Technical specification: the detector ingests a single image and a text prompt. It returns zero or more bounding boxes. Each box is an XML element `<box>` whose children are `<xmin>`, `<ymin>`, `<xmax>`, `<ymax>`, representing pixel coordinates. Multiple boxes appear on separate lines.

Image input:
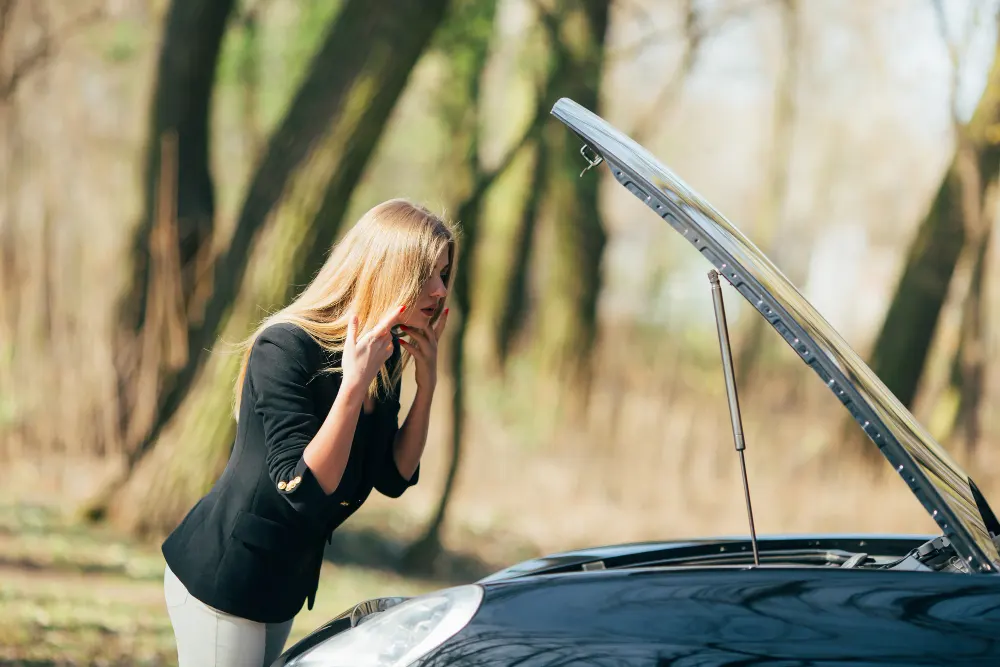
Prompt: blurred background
<box><xmin>2</xmin><ymin>0</ymin><xmax>1000</xmax><ymax>664</ymax></box>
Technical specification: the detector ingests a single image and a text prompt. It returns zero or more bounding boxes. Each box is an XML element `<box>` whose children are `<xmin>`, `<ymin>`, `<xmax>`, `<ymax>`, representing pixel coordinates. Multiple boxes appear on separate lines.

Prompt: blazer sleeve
<box><xmin>248</xmin><ymin>324</ymin><xmax>351</xmax><ymax>519</ymax></box>
<box><xmin>372</xmin><ymin>344</ymin><xmax>420</xmax><ymax>498</ymax></box>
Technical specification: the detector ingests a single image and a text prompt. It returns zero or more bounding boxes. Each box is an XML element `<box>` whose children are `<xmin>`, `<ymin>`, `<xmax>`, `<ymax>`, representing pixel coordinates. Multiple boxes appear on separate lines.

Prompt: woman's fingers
<box><xmin>343</xmin><ymin>307</ymin><xmax>411</xmax><ymax>390</ymax></box>
<box><xmin>354</xmin><ymin>305</ymin><xmax>404</xmax><ymax>350</ymax></box>
<box><xmin>371</xmin><ymin>305</ymin><xmax>407</xmax><ymax>340</ymax></box>
<box><xmin>398</xmin><ymin>337</ymin><xmax>424</xmax><ymax>359</ymax></box>
<box><xmin>346</xmin><ymin>314</ymin><xmax>359</xmax><ymax>348</ymax></box>
<box><xmin>432</xmin><ymin>308</ymin><xmax>449</xmax><ymax>340</ymax></box>
<box><xmin>400</xmin><ymin>325</ymin><xmax>434</xmax><ymax>351</ymax></box>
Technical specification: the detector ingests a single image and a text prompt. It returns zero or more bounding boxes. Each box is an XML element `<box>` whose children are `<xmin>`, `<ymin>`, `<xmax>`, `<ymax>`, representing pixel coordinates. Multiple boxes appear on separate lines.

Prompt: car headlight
<box><xmin>287</xmin><ymin>585</ymin><xmax>483</xmax><ymax>667</ymax></box>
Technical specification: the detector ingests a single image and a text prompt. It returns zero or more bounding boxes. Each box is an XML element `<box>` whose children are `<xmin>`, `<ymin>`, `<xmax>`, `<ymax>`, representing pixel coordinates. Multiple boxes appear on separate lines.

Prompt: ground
<box><xmin>0</xmin><ymin>504</ymin><xmax>440</xmax><ymax>667</ymax></box>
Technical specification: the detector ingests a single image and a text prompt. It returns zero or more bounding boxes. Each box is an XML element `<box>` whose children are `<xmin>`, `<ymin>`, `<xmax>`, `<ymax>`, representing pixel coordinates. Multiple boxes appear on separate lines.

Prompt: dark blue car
<box><xmin>273</xmin><ymin>99</ymin><xmax>1000</xmax><ymax>667</ymax></box>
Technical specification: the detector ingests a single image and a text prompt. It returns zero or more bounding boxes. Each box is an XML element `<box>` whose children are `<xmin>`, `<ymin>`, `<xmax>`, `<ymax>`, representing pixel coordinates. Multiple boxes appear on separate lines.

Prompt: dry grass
<box><xmin>0</xmin><ymin>504</ymin><xmax>439</xmax><ymax>667</ymax></box>
<box><xmin>5</xmin><ymin>323</ymin><xmax>997</xmax><ymax>564</ymax></box>
<box><xmin>1</xmin><ymin>329</ymin><xmax>998</xmax><ymax>665</ymax></box>
<box><xmin>2</xmin><ymin>5</ymin><xmax>1000</xmax><ymax>664</ymax></box>
<box><xmin>1</xmin><ymin>2</ymin><xmax>997</xmax><ymax>561</ymax></box>
<box><xmin>361</xmin><ymin>330</ymin><xmax>1000</xmax><ymax>561</ymax></box>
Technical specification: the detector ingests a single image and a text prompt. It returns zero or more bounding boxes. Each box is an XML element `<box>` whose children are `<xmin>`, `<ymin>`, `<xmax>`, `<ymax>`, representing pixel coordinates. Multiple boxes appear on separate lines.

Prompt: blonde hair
<box><xmin>232</xmin><ymin>198</ymin><xmax>458</xmax><ymax>418</ymax></box>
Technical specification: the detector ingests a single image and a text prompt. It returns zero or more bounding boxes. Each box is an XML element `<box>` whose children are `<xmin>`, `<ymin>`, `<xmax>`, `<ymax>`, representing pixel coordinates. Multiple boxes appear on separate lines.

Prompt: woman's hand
<box><xmin>399</xmin><ymin>308</ymin><xmax>448</xmax><ymax>391</ymax></box>
<box><xmin>342</xmin><ymin>306</ymin><xmax>405</xmax><ymax>393</ymax></box>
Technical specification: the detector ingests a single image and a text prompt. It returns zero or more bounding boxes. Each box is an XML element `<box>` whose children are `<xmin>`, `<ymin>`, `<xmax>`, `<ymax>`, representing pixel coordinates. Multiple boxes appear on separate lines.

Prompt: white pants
<box><xmin>164</xmin><ymin>563</ymin><xmax>294</xmax><ymax>667</ymax></box>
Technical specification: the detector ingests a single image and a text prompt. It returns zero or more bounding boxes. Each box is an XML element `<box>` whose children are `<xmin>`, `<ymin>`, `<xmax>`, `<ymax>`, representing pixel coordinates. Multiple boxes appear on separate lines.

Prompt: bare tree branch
<box><xmin>526</xmin><ymin>0</ymin><xmax>558</xmax><ymax>43</ymax></box>
<box><xmin>235</xmin><ymin>0</ymin><xmax>274</xmax><ymax>27</ymax></box>
<box><xmin>932</xmin><ymin>0</ymin><xmax>963</xmax><ymax>127</ymax></box>
<box><xmin>0</xmin><ymin>1</ymin><xmax>17</xmax><ymax>54</ymax></box>
<box><xmin>621</xmin><ymin>0</ymin><xmax>783</xmax><ymax>142</ymax></box>
<box><xmin>733</xmin><ymin>0</ymin><xmax>800</xmax><ymax>385</ymax></box>
<box><xmin>628</xmin><ymin>0</ymin><xmax>701</xmax><ymax>142</ymax></box>
<box><xmin>932</xmin><ymin>0</ymin><xmax>993</xmax><ymax>128</ymax></box>
<box><xmin>479</xmin><ymin>0</ymin><xmax>561</xmax><ymax>195</ymax></box>
<box><xmin>0</xmin><ymin>3</ymin><xmax>104</xmax><ymax>101</ymax></box>
<box><xmin>612</xmin><ymin>0</ymin><xmax>655</xmax><ymax>27</ymax></box>
<box><xmin>609</xmin><ymin>0</ymin><xmax>776</xmax><ymax>62</ymax></box>
<box><xmin>472</xmin><ymin>79</ymin><xmax>552</xmax><ymax>199</ymax></box>
<box><xmin>1</xmin><ymin>36</ymin><xmax>51</xmax><ymax>100</ymax></box>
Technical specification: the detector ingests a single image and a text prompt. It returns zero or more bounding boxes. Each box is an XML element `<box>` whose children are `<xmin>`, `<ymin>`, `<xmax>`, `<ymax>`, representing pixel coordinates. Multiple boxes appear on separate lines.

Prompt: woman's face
<box><xmin>402</xmin><ymin>246</ymin><xmax>450</xmax><ymax>328</ymax></box>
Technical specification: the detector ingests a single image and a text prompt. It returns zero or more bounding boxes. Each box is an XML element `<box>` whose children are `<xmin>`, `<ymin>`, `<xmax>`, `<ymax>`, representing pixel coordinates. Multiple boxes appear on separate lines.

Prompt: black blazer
<box><xmin>161</xmin><ymin>322</ymin><xmax>418</xmax><ymax>624</ymax></box>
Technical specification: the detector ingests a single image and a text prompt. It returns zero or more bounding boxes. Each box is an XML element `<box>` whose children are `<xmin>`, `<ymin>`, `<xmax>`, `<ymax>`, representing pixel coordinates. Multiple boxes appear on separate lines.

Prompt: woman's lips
<box><xmin>420</xmin><ymin>306</ymin><xmax>436</xmax><ymax>316</ymax></box>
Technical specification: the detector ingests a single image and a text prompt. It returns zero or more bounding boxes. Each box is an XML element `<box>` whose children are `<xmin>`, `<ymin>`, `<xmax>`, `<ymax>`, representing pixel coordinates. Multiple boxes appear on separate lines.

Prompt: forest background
<box><xmin>3</xmin><ymin>0</ymin><xmax>1000</xmax><ymax>664</ymax></box>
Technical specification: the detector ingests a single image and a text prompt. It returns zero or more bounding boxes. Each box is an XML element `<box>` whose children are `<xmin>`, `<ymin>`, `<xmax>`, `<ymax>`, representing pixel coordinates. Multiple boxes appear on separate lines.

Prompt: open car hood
<box><xmin>551</xmin><ymin>98</ymin><xmax>1000</xmax><ymax>574</ymax></box>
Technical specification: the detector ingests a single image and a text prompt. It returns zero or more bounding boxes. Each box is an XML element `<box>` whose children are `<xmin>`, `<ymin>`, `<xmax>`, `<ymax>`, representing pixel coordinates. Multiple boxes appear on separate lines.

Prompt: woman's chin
<box><xmin>401</xmin><ymin>315</ymin><xmax>429</xmax><ymax>329</ymax></box>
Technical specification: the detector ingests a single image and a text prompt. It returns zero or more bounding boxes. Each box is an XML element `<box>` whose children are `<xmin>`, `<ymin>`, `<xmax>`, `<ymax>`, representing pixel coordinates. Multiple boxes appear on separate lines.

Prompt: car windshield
<box><xmin>552</xmin><ymin>98</ymin><xmax>1000</xmax><ymax>573</ymax></box>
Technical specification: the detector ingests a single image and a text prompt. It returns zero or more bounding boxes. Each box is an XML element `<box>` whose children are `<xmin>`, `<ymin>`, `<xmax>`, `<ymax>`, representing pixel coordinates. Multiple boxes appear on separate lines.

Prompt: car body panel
<box><xmin>272</xmin><ymin>100</ymin><xmax>1000</xmax><ymax>667</ymax></box>
<box><xmin>479</xmin><ymin>534</ymin><xmax>933</xmax><ymax>582</ymax></box>
<box><xmin>422</xmin><ymin>568</ymin><xmax>1000</xmax><ymax>666</ymax></box>
<box><xmin>274</xmin><ymin>543</ymin><xmax>1000</xmax><ymax>667</ymax></box>
<box><xmin>549</xmin><ymin>97</ymin><xmax>1000</xmax><ymax>573</ymax></box>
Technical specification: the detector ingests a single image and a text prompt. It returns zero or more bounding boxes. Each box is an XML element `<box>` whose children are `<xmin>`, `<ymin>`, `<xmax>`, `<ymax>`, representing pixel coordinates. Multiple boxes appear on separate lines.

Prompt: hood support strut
<box><xmin>709</xmin><ymin>270</ymin><xmax>760</xmax><ymax>567</ymax></box>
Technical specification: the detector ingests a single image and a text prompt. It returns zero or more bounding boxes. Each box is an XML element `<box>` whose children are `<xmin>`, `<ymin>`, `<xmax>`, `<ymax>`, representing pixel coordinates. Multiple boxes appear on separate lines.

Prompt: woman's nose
<box><xmin>430</xmin><ymin>277</ymin><xmax>448</xmax><ymax>298</ymax></box>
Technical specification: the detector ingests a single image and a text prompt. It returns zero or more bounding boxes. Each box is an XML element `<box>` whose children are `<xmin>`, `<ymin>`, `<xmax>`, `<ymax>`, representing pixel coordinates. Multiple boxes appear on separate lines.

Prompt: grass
<box><xmin>2</xmin><ymin>355</ymin><xmax>999</xmax><ymax>665</ymax></box>
<box><xmin>0</xmin><ymin>504</ymin><xmax>439</xmax><ymax>667</ymax></box>
<box><xmin>2</xmin><ymin>318</ymin><xmax>999</xmax><ymax>666</ymax></box>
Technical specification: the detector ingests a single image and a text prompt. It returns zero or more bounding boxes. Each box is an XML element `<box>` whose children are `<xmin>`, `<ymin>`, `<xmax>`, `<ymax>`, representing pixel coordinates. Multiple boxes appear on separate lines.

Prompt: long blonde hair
<box><xmin>233</xmin><ymin>198</ymin><xmax>458</xmax><ymax>418</ymax></box>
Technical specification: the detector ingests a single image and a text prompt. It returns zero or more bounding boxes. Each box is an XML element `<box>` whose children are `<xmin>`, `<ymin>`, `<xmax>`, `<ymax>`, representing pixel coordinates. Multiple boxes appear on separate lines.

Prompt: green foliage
<box><xmin>0</xmin><ymin>401</ymin><xmax>13</xmax><ymax>428</ymax></box>
<box><xmin>262</xmin><ymin>0</ymin><xmax>343</xmax><ymax>126</ymax></box>
<box><xmin>215</xmin><ymin>10</ymin><xmax>259</xmax><ymax>87</ymax></box>
<box><xmin>100</xmin><ymin>19</ymin><xmax>145</xmax><ymax>64</ymax></box>
<box><xmin>432</xmin><ymin>0</ymin><xmax>498</xmax><ymax>136</ymax></box>
<box><xmin>215</xmin><ymin>0</ymin><xmax>344</xmax><ymax>132</ymax></box>
<box><xmin>470</xmin><ymin>351</ymin><xmax>564</xmax><ymax>451</ymax></box>
<box><xmin>435</xmin><ymin>0</ymin><xmax>497</xmax><ymax>82</ymax></box>
<box><xmin>0</xmin><ymin>505</ymin><xmax>176</xmax><ymax>665</ymax></box>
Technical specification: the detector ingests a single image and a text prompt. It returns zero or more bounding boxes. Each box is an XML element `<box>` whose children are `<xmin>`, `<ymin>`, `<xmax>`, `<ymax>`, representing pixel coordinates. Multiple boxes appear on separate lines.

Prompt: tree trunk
<box><xmin>115</xmin><ymin>0</ymin><xmax>236</xmax><ymax>455</ymax></box>
<box><xmin>533</xmin><ymin>0</ymin><xmax>609</xmax><ymax>391</ymax></box>
<box><xmin>734</xmin><ymin>0</ymin><xmax>799</xmax><ymax>387</ymax></box>
<box><xmin>401</xmin><ymin>192</ymin><xmax>482</xmax><ymax>575</ymax></box>
<box><xmin>236</xmin><ymin>2</ymin><xmax>264</xmax><ymax>161</ymax></box>
<box><xmin>496</xmin><ymin>140</ymin><xmax>546</xmax><ymax>367</ymax></box>
<box><xmin>927</xmin><ymin>173</ymin><xmax>997</xmax><ymax>458</ymax></box>
<box><xmin>867</xmin><ymin>150</ymin><xmax>973</xmax><ymax>410</ymax></box>
<box><xmin>0</xmin><ymin>0</ymin><xmax>19</xmax><ymax>343</ymax></box>
<box><xmin>867</xmin><ymin>19</ymin><xmax>1000</xmax><ymax>412</ymax></box>
<box><xmin>950</xmin><ymin>221</ymin><xmax>992</xmax><ymax>457</ymax></box>
<box><xmin>401</xmin><ymin>0</ymin><xmax>499</xmax><ymax>575</ymax></box>
<box><xmin>102</xmin><ymin>0</ymin><xmax>452</xmax><ymax>537</ymax></box>
<box><xmin>115</xmin><ymin>0</ymin><xmax>452</xmax><ymax>476</ymax></box>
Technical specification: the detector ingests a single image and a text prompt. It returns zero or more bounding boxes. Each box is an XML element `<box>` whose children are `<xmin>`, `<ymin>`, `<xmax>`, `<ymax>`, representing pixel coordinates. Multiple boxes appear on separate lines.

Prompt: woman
<box><xmin>161</xmin><ymin>199</ymin><xmax>456</xmax><ymax>667</ymax></box>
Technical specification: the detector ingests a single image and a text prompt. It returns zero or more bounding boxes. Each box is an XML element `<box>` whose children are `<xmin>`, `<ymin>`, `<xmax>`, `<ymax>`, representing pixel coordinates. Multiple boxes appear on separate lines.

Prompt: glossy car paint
<box><xmin>271</xmin><ymin>100</ymin><xmax>1000</xmax><ymax>666</ymax></box>
<box><xmin>420</xmin><ymin>567</ymin><xmax>1000</xmax><ymax>666</ymax></box>
<box><xmin>274</xmin><ymin>536</ymin><xmax>1000</xmax><ymax>665</ymax></box>
<box><xmin>479</xmin><ymin>535</ymin><xmax>932</xmax><ymax>582</ymax></box>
